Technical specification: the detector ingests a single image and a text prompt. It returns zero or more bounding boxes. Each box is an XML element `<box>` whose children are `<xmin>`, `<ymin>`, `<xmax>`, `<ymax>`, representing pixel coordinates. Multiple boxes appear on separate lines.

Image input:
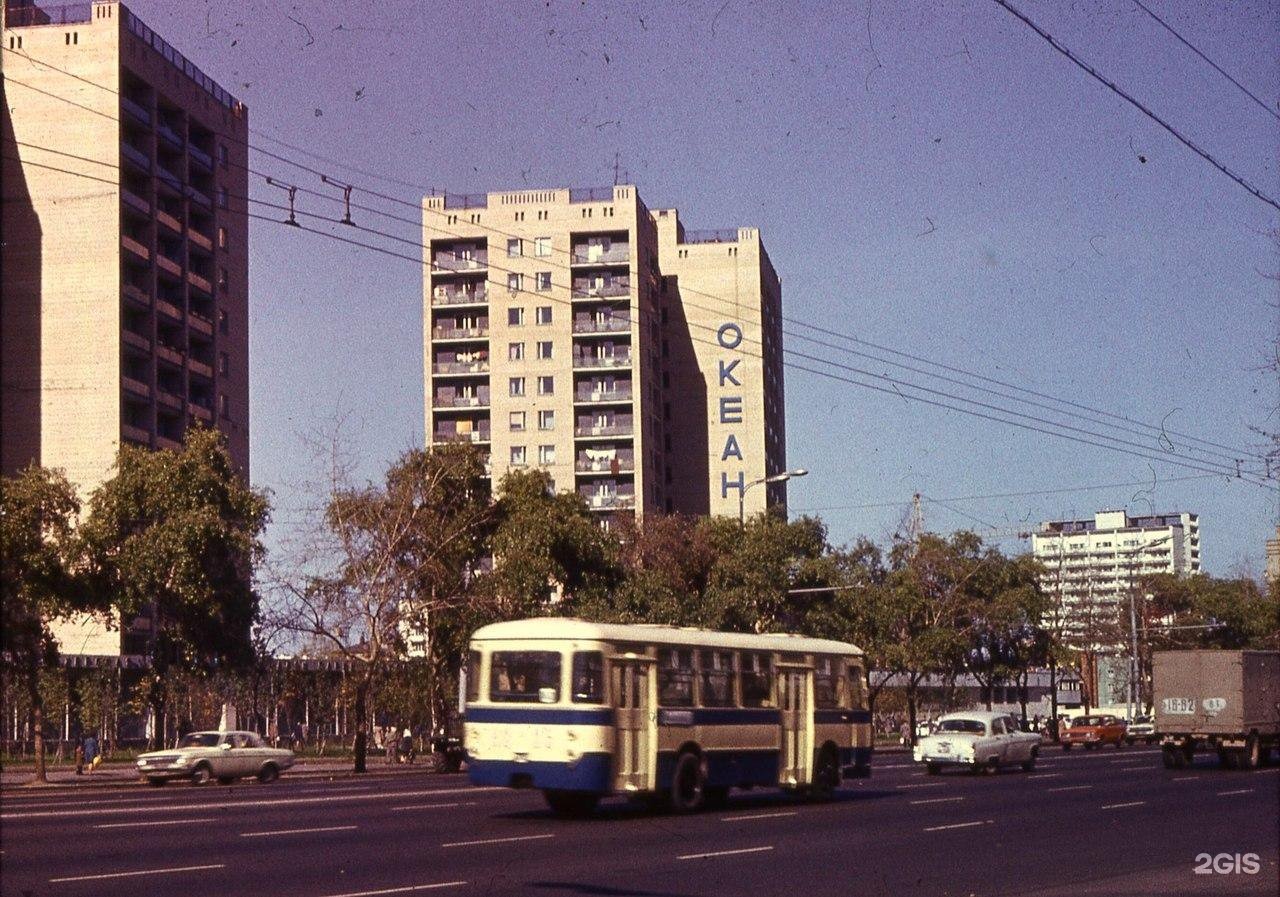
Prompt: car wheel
<box><xmin>670</xmin><ymin>751</ymin><xmax>706</xmax><ymax>813</ymax></box>
<box><xmin>190</xmin><ymin>763</ymin><xmax>212</xmax><ymax>786</ymax></box>
<box><xmin>985</xmin><ymin>758</ymin><xmax>1000</xmax><ymax>775</ymax></box>
<box><xmin>1125</xmin><ymin>738</ymin><xmax>1134</xmax><ymax>746</ymax></box>
<box><xmin>543</xmin><ymin>789</ymin><xmax>599</xmax><ymax>817</ymax></box>
<box><xmin>1084</xmin><ymin>743</ymin><xmax>1096</xmax><ymax>751</ymax></box>
<box><xmin>146</xmin><ymin>777</ymin><xmax>166</xmax><ymax>787</ymax></box>
<box><xmin>257</xmin><ymin>763</ymin><xmax>280</xmax><ymax>784</ymax></box>
<box><xmin>925</xmin><ymin>762</ymin><xmax>941</xmax><ymax>776</ymax></box>
<box><xmin>1021</xmin><ymin>748</ymin><xmax>1038</xmax><ymax>772</ymax></box>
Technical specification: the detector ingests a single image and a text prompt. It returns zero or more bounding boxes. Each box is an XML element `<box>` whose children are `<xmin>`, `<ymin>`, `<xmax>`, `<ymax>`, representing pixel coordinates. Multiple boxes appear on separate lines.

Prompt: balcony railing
<box><xmin>122</xmin><ymin>188</ymin><xmax>151</xmax><ymax>215</ymax></box>
<box><xmin>156</xmin><ymin>344</ymin><xmax>184</xmax><ymax>367</ymax></box>
<box><xmin>188</xmin><ymin>228</ymin><xmax>213</xmax><ymax>252</ymax></box>
<box><xmin>575</xmin><ymin>387</ymin><xmax>633</xmax><ymax>403</ymax></box>
<box><xmin>186</xmin><ymin>184</ymin><xmax>211</xmax><ymax>209</ymax></box>
<box><xmin>582</xmin><ymin>493</ymin><xmax>637</xmax><ymax>510</ymax></box>
<box><xmin>122</xmin><ymin>375</ymin><xmax>151</xmax><ymax>398</ymax></box>
<box><xmin>188</xmin><ymin>271</ymin><xmax>212</xmax><ymax>293</ymax></box>
<box><xmin>156</xmin><ymin>254</ymin><xmax>182</xmax><ymax>277</ymax></box>
<box><xmin>432</xmin><ymin>325</ymin><xmax>489</xmax><ymax>340</ymax></box>
<box><xmin>157</xmin><ymin>122</ymin><xmax>184</xmax><ymax>150</ymax></box>
<box><xmin>575</xmin><ymin>457</ymin><xmax>634</xmax><ymax>472</ymax></box>
<box><xmin>156</xmin><ymin>299</ymin><xmax>183</xmax><ymax>322</ymax></box>
<box><xmin>574</xmin><ymin>423</ymin><xmax>633</xmax><ymax>437</ymax></box>
<box><xmin>156</xmin><ymin>389</ymin><xmax>183</xmax><ymax>411</ymax></box>
<box><xmin>571</xmin><ymin>282</ymin><xmax>630</xmax><ymax>299</ymax></box>
<box><xmin>432</xmin><ymin>360</ymin><xmax>490</xmax><ymax>374</ymax></box>
<box><xmin>121</xmin><ymin>235</ymin><xmax>150</xmax><ymax>261</ymax></box>
<box><xmin>121</xmin><ymin>96</ymin><xmax>152</xmax><ymax>126</ymax></box>
<box><xmin>683</xmin><ymin>228</ymin><xmax>739</xmax><ymax>244</ymax></box>
<box><xmin>120</xmin><ymin>142</ymin><xmax>151</xmax><ymax>172</ymax></box>
<box><xmin>189</xmin><ymin>402</ymin><xmax>213</xmax><ymax>421</ymax></box>
<box><xmin>431</xmin><ymin>289</ymin><xmax>488</xmax><ymax>306</ymax></box>
<box><xmin>155</xmin><ymin>209</ymin><xmax>182</xmax><ymax>234</ymax></box>
<box><xmin>434</xmin><ymin>430</ymin><xmax>492</xmax><ymax>443</ymax></box>
<box><xmin>431</xmin><ymin>252</ymin><xmax>488</xmax><ymax>272</ymax></box>
<box><xmin>570</xmin><ymin>246</ymin><xmax>630</xmax><ymax>265</ymax></box>
<box><xmin>123</xmin><ymin>284</ymin><xmax>151</xmax><ymax>307</ymax></box>
<box><xmin>432</xmin><ymin>395</ymin><xmax>490</xmax><ymax>408</ymax></box>
<box><xmin>568</xmin><ymin>186</ymin><xmax>614</xmax><ymax>203</ymax></box>
<box><xmin>122</xmin><ymin>329</ymin><xmax>151</xmax><ymax>352</ymax></box>
<box><xmin>573</xmin><ymin>354</ymin><xmax>631</xmax><ymax>369</ymax></box>
<box><xmin>189</xmin><ymin>144</ymin><xmax>213</xmax><ymax>170</ymax></box>
<box><xmin>189</xmin><ymin>358</ymin><xmax>213</xmax><ymax>379</ymax></box>
<box><xmin>572</xmin><ymin>318</ymin><xmax>631</xmax><ymax>334</ymax></box>
<box><xmin>122</xmin><ymin>423</ymin><xmax>152</xmax><ymax>445</ymax></box>
<box><xmin>156</xmin><ymin>166</ymin><xmax>182</xmax><ymax>194</ymax></box>
<box><xmin>189</xmin><ymin>312</ymin><xmax>213</xmax><ymax>336</ymax></box>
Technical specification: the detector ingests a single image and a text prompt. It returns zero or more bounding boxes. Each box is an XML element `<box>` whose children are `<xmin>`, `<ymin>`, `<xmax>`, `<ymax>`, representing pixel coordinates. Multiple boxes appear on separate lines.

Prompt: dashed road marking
<box><xmin>923</xmin><ymin>820</ymin><xmax>993</xmax><ymax>832</ymax></box>
<box><xmin>442</xmin><ymin>833</ymin><xmax>554</xmax><ymax>848</ymax></box>
<box><xmin>50</xmin><ymin>863</ymin><xmax>225</xmax><ymax>883</ymax></box>
<box><xmin>241</xmin><ymin>825</ymin><xmax>357</xmax><ymax>837</ymax></box>
<box><xmin>678</xmin><ymin>846</ymin><xmax>774</xmax><ymax>860</ymax></box>
<box><xmin>1047</xmin><ymin>785</ymin><xmax>1093</xmax><ymax>793</ymax></box>
<box><xmin>720</xmin><ymin>811</ymin><xmax>797</xmax><ymax>822</ymax></box>
<box><xmin>895</xmin><ymin>782</ymin><xmax>949</xmax><ymax>789</ymax></box>
<box><xmin>1216</xmin><ymin>788</ymin><xmax>1255</xmax><ymax>796</ymax></box>
<box><xmin>391</xmin><ymin>801</ymin><xmax>475</xmax><ymax>811</ymax></box>
<box><xmin>1171</xmin><ymin>776</ymin><xmax>1200</xmax><ymax>781</ymax></box>
<box><xmin>1100</xmin><ymin>801</ymin><xmax>1146</xmax><ymax>810</ymax></box>
<box><xmin>319</xmin><ymin>882</ymin><xmax>468</xmax><ymax>897</ymax></box>
<box><xmin>95</xmin><ymin>818</ymin><xmax>215</xmax><ymax>829</ymax></box>
<box><xmin>910</xmin><ymin>797</ymin><xmax>965</xmax><ymax>805</ymax></box>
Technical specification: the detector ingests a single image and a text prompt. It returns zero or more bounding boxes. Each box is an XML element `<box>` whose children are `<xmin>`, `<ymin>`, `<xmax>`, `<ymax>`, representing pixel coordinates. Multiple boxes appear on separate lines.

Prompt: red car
<box><xmin>1061</xmin><ymin>714</ymin><xmax>1127</xmax><ymax>750</ymax></box>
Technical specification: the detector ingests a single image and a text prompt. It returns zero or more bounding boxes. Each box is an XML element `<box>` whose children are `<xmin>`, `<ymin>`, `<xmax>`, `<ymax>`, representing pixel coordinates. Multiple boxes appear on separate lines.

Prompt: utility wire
<box><xmin>991</xmin><ymin>0</ymin><xmax>1280</xmax><ymax>213</ymax></box>
<box><xmin>1131</xmin><ymin>0</ymin><xmax>1280</xmax><ymax>124</ymax></box>
<box><xmin>7</xmin><ymin>140</ymin><xmax>1271</xmax><ymax>487</ymax></box>
<box><xmin>5</xmin><ymin>54</ymin><xmax>1266</xmax><ymax>466</ymax></box>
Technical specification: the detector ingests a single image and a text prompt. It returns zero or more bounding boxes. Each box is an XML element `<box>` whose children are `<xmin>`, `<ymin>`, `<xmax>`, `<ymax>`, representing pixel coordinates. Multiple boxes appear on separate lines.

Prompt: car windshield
<box><xmin>177</xmin><ymin>733</ymin><xmax>220</xmax><ymax>748</ymax></box>
<box><xmin>935</xmin><ymin>719</ymin><xmax>986</xmax><ymax>734</ymax></box>
<box><xmin>1071</xmin><ymin>717</ymin><xmax>1099</xmax><ymax>728</ymax></box>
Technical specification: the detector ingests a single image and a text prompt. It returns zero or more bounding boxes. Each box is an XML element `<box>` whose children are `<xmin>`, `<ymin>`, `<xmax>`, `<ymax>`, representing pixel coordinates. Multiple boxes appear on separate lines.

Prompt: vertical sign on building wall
<box><xmin>718</xmin><ymin>322</ymin><xmax>745</xmax><ymax>502</ymax></box>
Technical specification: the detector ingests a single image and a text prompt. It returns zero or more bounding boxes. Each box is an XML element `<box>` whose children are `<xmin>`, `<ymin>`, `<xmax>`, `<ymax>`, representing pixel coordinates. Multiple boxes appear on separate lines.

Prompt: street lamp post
<box><xmin>739</xmin><ymin>468</ymin><xmax>807</xmax><ymax>525</ymax></box>
<box><xmin>1121</xmin><ymin>535</ymin><xmax>1173</xmax><ymax>720</ymax></box>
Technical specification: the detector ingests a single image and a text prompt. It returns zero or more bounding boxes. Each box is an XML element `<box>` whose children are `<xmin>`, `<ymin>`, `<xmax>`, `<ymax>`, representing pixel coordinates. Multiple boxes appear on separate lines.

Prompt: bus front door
<box><xmin>778</xmin><ymin>665</ymin><xmax>814</xmax><ymax>787</ymax></box>
<box><xmin>609</xmin><ymin>657</ymin><xmax>655</xmax><ymax>793</ymax></box>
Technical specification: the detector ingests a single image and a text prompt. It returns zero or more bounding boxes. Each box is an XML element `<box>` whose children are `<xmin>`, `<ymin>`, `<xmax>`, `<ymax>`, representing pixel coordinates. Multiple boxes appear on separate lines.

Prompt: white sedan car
<box><xmin>912</xmin><ymin>711</ymin><xmax>1041</xmax><ymax>774</ymax></box>
<box><xmin>136</xmin><ymin>730</ymin><xmax>295</xmax><ymax>786</ymax></box>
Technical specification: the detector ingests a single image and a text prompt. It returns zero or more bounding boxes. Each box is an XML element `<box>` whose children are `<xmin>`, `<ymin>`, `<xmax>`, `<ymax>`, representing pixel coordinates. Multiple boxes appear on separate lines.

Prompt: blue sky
<box><xmin>124</xmin><ymin>0</ymin><xmax>1277</xmax><ymax>574</ymax></box>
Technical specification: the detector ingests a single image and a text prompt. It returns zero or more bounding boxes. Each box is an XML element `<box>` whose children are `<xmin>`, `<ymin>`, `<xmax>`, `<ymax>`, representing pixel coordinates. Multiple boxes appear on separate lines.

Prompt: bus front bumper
<box><xmin>467</xmin><ymin>753</ymin><xmax>612</xmax><ymax>793</ymax></box>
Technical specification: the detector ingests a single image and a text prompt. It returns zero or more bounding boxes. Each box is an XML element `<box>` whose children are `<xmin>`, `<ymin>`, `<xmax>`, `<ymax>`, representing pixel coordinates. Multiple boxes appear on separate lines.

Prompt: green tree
<box><xmin>78</xmin><ymin>428</ymin><xmax>269</xmax><ymax>749</ymax></box>
<box><xmin>0</xmin><ymin>465</ymin><xmax>96</xmax><ymax>783</ymax></box>
<box><xmin>965</xmin><ymin>551</ymin><xmax>1048</xmax><ymax>722</ymax></box>
<box><xmin>273</xmin><ymin>442</ymin><xmax>491</xmax><ymax>772</ymax></box>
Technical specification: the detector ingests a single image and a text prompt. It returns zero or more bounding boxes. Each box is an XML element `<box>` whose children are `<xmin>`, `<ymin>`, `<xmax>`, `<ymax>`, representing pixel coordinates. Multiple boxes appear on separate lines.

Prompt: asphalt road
<box><xmin>2</xmin><ymin>745</ymin><xmax>1276</xmax><ymax>897</ymax></box>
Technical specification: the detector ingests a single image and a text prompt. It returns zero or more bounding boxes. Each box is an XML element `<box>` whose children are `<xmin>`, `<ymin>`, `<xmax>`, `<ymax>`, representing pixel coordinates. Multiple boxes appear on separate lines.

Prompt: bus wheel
<box><xmin>543</xmin><ymin>790</ymin><xmax>598</xmax><ymax>818</ymax></box>
<box><xmin>809</xmin><ymin>747</ymin><xmax>840</xmax><ymax>801</ymax></box>
<box><xmin>670</xmin><ymin>751</ymin><xmax>706</xmax><ymax>813</ymax></box>
<box><xmin>1161</xmin><ymin>746</ymin><xmax>1181</xmax><ymax>769</ymax></box>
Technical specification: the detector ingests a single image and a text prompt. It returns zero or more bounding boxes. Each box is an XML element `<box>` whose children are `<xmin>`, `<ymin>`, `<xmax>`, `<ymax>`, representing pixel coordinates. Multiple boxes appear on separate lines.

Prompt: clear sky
<box><xmin>121</xmin><ymin>0</ymin><xmax>1278</xmax><ymax>574</ymax></box>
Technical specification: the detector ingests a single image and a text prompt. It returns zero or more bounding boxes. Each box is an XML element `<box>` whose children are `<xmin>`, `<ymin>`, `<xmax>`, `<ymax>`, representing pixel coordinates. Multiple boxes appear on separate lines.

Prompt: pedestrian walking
<box><xmin>385</xmin><ymin>726</ymin><xmax>397</xmax><ymax>765</ymax></box>
<box><xmin>74</xmin><ymin>741</ymin><xmax>85</xmax><ymax>775</ymax></box>
<box><xmin>83</xmin><ymin>733</ymin><xmax>100</xmax><ymax>774</ymax></box>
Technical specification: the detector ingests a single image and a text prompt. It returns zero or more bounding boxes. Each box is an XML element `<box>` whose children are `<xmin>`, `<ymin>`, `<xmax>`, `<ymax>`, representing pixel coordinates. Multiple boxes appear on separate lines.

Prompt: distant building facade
<box><xmin>2</xmin><ymin>1</ymin><xmax>250</xmax><ymax>655</ymax></box>
<box><xmin>422</xmin><ymin>184</ymin><xmax>786</xmax><ymax>522</ymax></box>
<box><xmin>1267</xmin><ymin>525</ymin><xmax>1279</xmax><ymax>582</ymax></box>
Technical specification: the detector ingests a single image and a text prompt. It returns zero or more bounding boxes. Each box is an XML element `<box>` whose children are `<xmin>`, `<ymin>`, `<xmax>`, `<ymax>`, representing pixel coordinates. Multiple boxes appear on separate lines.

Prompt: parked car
<box><xmin>1125</xmin><ymin>715</ymin><xmax>1157</xmax><ymax>745</ymax></box>
<box><xmin>913</xmin><ymin>711</ymin><xmax>1042</xmax><ymax>774</ymax></box>
<box><xmin>136</xmin><ymin>730</ymin><xmax>295</xmax><ymax>786</ymax></box>
<box><xmin>1060</xmin><ymin>714</ymin><xmax>1127</xmax><ymax>750</ymax></box>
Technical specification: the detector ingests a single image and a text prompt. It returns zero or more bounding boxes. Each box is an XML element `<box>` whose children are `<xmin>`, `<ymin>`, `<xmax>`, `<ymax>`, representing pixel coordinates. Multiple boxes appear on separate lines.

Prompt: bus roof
<box><xmin>470</xmin><ymin>617</ymin><xmax>864</xmax><ymax>657</ymax></box>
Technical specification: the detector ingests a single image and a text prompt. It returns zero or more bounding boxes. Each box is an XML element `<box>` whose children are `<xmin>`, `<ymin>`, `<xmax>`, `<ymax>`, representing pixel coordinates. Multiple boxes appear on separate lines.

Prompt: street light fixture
<box><xmin>739</xmin><ymin>468</ymin><xmax>807</xmax><ymax>525</ymax></box>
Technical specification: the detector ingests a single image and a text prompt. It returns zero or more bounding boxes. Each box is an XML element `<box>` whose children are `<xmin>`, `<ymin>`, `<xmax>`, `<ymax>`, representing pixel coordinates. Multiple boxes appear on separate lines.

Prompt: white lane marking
<box><xmin>442</xmin><ymin>833</ymin><xmax>554</xmax><ymax>848</ymax></box>
<box><xmin>241</xmin><ymin>825</ymin><xmax>357</xmax><ymax>838</ymax></box>
<box><xmin>678</xmin><ymin>846</ymin><xmax>774</xmax><ymax>861</ymax></box>
<box><xmin>720</xmin><ymin>811</ymin><xmax>797</xmax><ymax>822</ymax></box>
<box><xmin>1217</xmin><ymin>788</ymin><xmax>1255</xmax><ymax>796</ymax></box>
<box><xmin>910</xmin><ymin>797</ymin><xmax>965</xmax><ymax>805</ymax></box>
<box><xmin>1172</xmin><ymin>776</ymin><xmax>1200</xmax><ymax>781</ymax></box>
<box><xmin>392</xmin><ymin>801</ymin><xmax>475</xmax><ymax>811</ymax></box>
<box><xmin>2</xmin><ymin>785</ymin><xmax>501</xmax><ymax>820</ymax></box>
<box><xmin>95</xmin><ymin>818</ymin><xmax>215</xmax><ymax>829</ymax></box>
<box><xmin>1100</xmin><ymin>801</ymin><xmax>1146</xmax><ymax>810</ymax></box>
<box><xmin>50</xmin><ymin>863</ymin><xmax>225</xmax><ymax>883</ymax></box>
<box><xmin>1047</xmin><ymin>785</ymin><xmax>1093</xmax><ymax>793</ymax></box>
<box><xmin>1026</xmin><ymin>773</ymin><xmax>1062</xmax><ymax>779</ymax></box>
<box><xmin>923</xmin><ymin>820</ymin><xmax>993</xmax><ymax>832</ymax></box>
<box><xmin>895</xmin><ymin>782</ymin><xmax>949</xmax><ymax>789</ymax></box>
<box><xmin>318</xmin><ymin>882</ymin><xmax>467</xmax><ymax>897</ymax></box>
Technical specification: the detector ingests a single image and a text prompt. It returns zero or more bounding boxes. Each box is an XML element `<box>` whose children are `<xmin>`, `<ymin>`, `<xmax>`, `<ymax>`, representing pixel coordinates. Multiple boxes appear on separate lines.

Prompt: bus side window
<box><xmin>465</xmin><ymin>650</ymin><xmax>482</xmax><ymax>703</ymax></box>
<box><xmin>741</xmin><ymin>652</ymin><xmax>773</xmax><ymax>708</ymax></box>
<box><xmin>813</xmin><ymin>656</ymin><xmax>839</xmax><ymax>709</ymax></box>
<box><xmin>571</xmin><ymin>651</ymin><xmax>604</xmax><ymax>703</ymax></box>
<box><xmin>847</xmin><ymin>663</ymin><xmax>866</xmax><ymax>710</ymax></box>
<box><xmin>657</xmin><ymin>647</ymin><xmax>694</xmax><ymax>707</ymax></box>
<box><xmin>699</xmin><ymin>650</ymin><xmax>735</xmax><ymax>707</ymax></box>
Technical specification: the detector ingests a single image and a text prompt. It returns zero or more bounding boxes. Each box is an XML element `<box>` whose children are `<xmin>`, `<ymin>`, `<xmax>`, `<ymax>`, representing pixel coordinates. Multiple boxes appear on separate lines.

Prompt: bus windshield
<box><xmin>489</xmin><ymin>651</ymin><xmax>561</xmax><ymax>703</ymax></box>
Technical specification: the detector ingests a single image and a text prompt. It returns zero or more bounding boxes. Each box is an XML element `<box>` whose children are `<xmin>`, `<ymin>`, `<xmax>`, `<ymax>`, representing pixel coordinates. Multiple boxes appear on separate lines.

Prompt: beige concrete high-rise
<box><xmin>2</xmin><ymin>1</ymin><xmax>250</xmax><ymax>653</ymax></box>
<box><xmin>422</xmin><ymin>184</ymin><xmax>786</xmax><ymax>521</ymax></box>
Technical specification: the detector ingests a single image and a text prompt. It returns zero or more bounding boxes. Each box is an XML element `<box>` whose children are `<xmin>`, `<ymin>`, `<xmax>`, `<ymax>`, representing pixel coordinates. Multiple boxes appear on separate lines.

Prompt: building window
<box><xmin>218</xmin><ymin>267</ymin><xmax>229</xmax><ymax>292</ymax></box>
<box><xmin>218</xmin><ymin>309</ymin><xmax>229</xmax><ymax>335</ymax></box>
<box><xmin>510</xmin><ymin>446</ymin><xmax>526</xmax><ymax>466</ymax></box>
<box><xmin>508</xmin><ymin>342</ymin><xmax>525</xmax><ymax>361</ymax></box>
<box><xmin>538</xmin><ymin>444</ymin><xmax>556</xmax><ymax>465</ymax></box>
<box><xmin>536</xmin><ymin>341</ymin><xmax>553</xmax><ymax>360</ymax></box>
<box><xmin>217</xmin><ymin>187</ymin><xmax>229</xmax><ymax>209</ymax></box>
<box><xmin>507</xmin><ymin>238</ymin><xmax>521</xmax><ymax>257</ymax></box>
<box><xmin>534</xmin><ymin>236</ymin><xmax>551</xmax><ymax>257</ymax></box>
<box><xmin>535</xmin><ymin>306</ymin><xmax>553</xmax><ymax>325</ymax></box>
<box><xmin>218</xmin><ymin>352</ymin><xmax>229</xmax><ymax>376</ymax></box>
<box><xmin>218</xmin><ymin>145</ymin><xmax>228</xmax><ymax>168</ymax></box>
<box><xmin>217</xmin><ymin>226</ymin><xmax>228</xmax><ymax>249</ymax></box>
<box><xmin>535</xmin><ymin>272</ymin><xmax>552</xmax><ymax>291</ymax></box>
<box><xmin>509</xmin><ymin>411</ymin><xmax>526</xmax><ymax>431</ymax></box>
<box><xmin>507</xmin><ymin>273</ymin><xmax>522</xmax><ymax>292</ymax></box>
<box><xmin>509</xmin><ymin>377</ymin><xmax>525</xmax><ymax>397</ymax></box>
<box><xmin>537</xmin><ymin>375</ymin><xmax>554</xmax><ymax>396</ymax></box>
<box><xmin>219</xmin><ymin>394</ymin><xmax>230</xmax><ymax>419</ymax></box>
<box><xmin>538</xmin><ymin>410</ymin><xmax>554</xmax><ymax>431</ymax></box>
<box><xmin>508</xmin><ymin>307</ymin><xmax>524</xmax><ymax>326</ymax></box>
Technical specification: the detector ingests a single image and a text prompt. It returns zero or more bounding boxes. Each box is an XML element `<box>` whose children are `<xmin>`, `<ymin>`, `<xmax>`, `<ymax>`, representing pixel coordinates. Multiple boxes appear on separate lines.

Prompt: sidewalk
<box><xmin>0</xmin><ymin>756</ymin><xmax>442</xmax><ymax>791</ymax></box>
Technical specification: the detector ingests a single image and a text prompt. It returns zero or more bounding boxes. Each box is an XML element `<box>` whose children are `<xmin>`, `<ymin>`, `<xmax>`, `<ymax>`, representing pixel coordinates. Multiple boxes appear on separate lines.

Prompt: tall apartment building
<box><xmin>2</xmin><ymin>0</ymin><xmax>249</xmax><ymax>653</ymax></box>
<box><xmin>422</xmin><ymin>185</ymin><xmax>785</xmax><ymax>521</ymax></box>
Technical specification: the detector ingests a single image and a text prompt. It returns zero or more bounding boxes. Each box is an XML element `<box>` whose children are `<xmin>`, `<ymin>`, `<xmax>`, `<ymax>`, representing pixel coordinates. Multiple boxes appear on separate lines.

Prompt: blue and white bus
<box><xmin>463</xmin><ymin>617</ymin><xmax>872</xmax><ymax>815</ymax></box>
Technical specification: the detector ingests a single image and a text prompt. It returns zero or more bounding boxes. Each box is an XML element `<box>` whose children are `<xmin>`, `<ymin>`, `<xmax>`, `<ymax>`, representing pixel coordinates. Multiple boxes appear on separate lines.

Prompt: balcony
<box><xmin>186</xmin><ymin>184</ymin><xmax>212</xmax><ymax>209</ymax></box>
<box><xmin>574</xmin><ymin>423</ymin><xmax>633</xmax><ymax>438</ymax></box>
<box><xmin>123</xmin><ymin>283</ymin><xmax>152</xmax><ymax>308</ymax></box>
<box><xmin>572</xmin><ymin>317</ymin><xmax>631</xmax><ymax>335</ymax></box>
<box><xmin>570</xmin><ymin>246</ymin><xmax>630</xmax><ymax>265</ymax></box>
<box><xmin>156</xmin><ymin>344</ymin><xmax>184</xmax><ymax>367</ymax></box>
<box><xmin>122</xmin><ymin>376</ymin><xmax>151</xmax><ymax>398</ymax></box>
<box><xmin>188</xmin><ymin>270</ymin><xmax>212</xmax><ymax>294</ymax></box>
<box><xmin>156</xmin><ymin>208</ymin><xmax>182</xmax><ymax>234</ymax></box>
<box><xmin>121</xmin><ymin>96</ymin><xmax>152</xmax><ymax>126</ymax></box>
<box><xmin>122</xmin><ymin>188</ymin><xmax>151</xmax><ymax>215</ymax></box>
<box><xmin>431</xmin><ymin>251</ymin><xmax>488</xmax><ymax>273</ymax></box>
<box><xmin>575</xmin><ymin>457</ymin><xmax>634</xmax><ymax>473</ymax></box>
<box><xmin>121</xmin><ymin>234</ymin><xmax>150</xmax><ymax>261</ymax></box>
<box><xmin>582</xmin><ymin>493</ymin><xmax>636</xmax><ymax>511</ymax></box>
<box><xmin>431</xmin><ymin>287</ymin><xmax>488</xmax><ymax>307</ymax></box>
<box><xmin>432</xmin><ymin>394</ymin><xmax>490</xmax><ymax>408</ymax></box>
<box><xmin>156</xmin><ymin>166</ymin><xmax>182</xmax><ymax>195</ymax></box>
<box><xmin>574</xmin><ymin>386</ymin><xmax>633</xmax><ymax>403</ymax></box>
<box><xmin>156</xmin><ymin>434</ymin><xmax>184</xmax><ymax>451</ymax></box>
<box><xmin>122</xmin><ymin>423</ymin><xmax>152</xmax><ymax>445</ymax></box>
<box><xmin>571</xmin><ymin>282</ymin><xmax>630</xmax><ymax>299</ymax></box>
<box><xmin>120</xmin><ymin>141</ymin><xmax>151</xmax><ymax>173</ymax></box>
<box><xmin>156</xmin><ymin>389</ymin><xmax>183</xmax><ymax>411</ymax></box>
<box><xmin>573</xmin><ymin>354</ymin><xmax>631</xmax><ymax>369</ymax></box>
<box><xmin>156</xmin><ymin>254</ymin><xmax>182</xmax><ymax>278</ymax></box>
<box><xmin>189</xmin><ymin>358</ymin><xmax>213</xmax><ymax>379</ymax></box>
<box><xmin>432</xmin><ymin>325</ymin><xmax>489</xmax><ymax>340</ymax></box>
<box><xmin>189</xmin><ymin>144</ymin><xmax>213</xmax><ymax>171</ymax></box>
<box><xmin>188</xmin><ymin>227</ymin><xmax>213</xmax><ymax>252</ymax></box>
<box><xmin>432</xmin><ymin>360</ymin><xmax>490</xmax><ymax>375</ymax></box>
<box><xmin>189</xmin><ymin>312</ymin><xmax>213</xmax><ymax>336</ymax></box>
<box><xmin>156</xmin><ymin>299</ymin><xmax>183</xmax><ymax>323</ymax></box>
<box><xmin>122</xmin><ymin>329</ymin><xmax>151</xmax><ymax>352</ymax></box>
<box><xmin>188</xmin><ymin>401</ymin><xmax>213</xmax><ymax>422</ymax></box>
<box><xmin>157</xmin><ymin>122</ymin><xmax>184</xmax><ymax>150</ymax></box>
<box><xmin>434</xmin><ymin>430</ymin><xmax>491</xmax><ymax>444</ymax></box>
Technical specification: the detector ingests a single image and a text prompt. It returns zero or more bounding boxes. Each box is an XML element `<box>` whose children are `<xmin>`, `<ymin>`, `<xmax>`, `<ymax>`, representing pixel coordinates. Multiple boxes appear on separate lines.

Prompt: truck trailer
<box><xmin>1152</xmin><ymin>650</ymin><xmax>1279</xmax><ymax>769</ymax></box>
